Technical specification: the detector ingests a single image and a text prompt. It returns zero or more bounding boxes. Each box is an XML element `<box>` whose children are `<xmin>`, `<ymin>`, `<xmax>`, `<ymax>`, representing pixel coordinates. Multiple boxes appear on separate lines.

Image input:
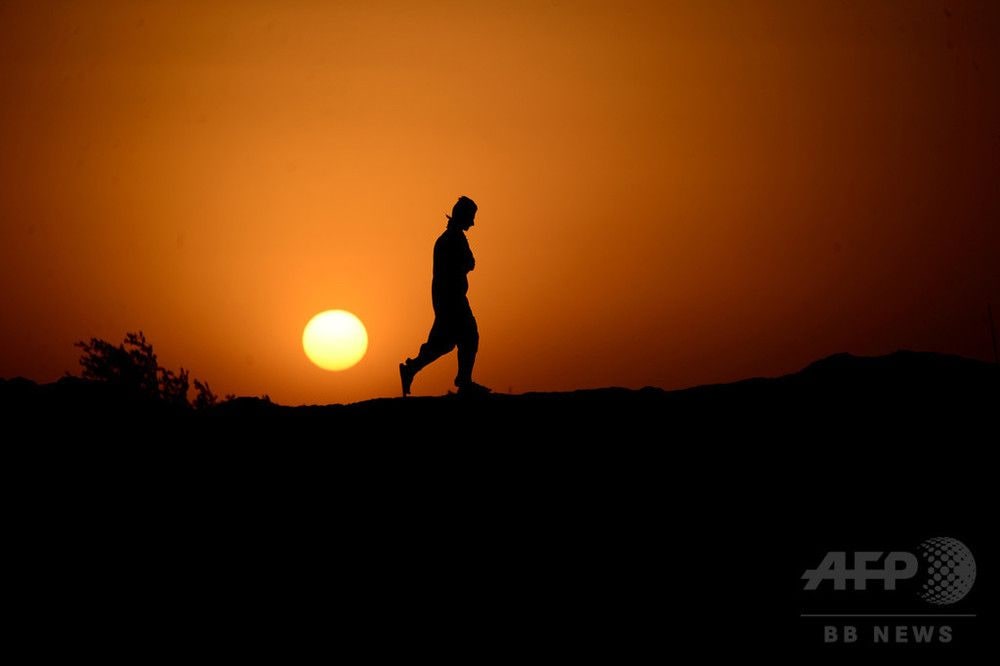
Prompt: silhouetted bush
<box><xmin>75</xmin><ymin>331</ymin><xmax>221</xmax><ymax>409</ymax></box>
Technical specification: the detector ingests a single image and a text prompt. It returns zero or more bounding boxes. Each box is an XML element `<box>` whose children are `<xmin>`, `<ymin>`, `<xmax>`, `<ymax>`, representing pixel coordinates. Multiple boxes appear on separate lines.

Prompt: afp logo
<box><xmin>802</xmin><ymin>537</ymin><xmax>976</xmax><ymax>605</ymax></box>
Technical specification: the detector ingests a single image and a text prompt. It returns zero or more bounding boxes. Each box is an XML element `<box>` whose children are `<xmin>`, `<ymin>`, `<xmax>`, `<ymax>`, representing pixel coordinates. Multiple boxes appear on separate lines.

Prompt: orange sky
<box><xmin>1</xmin><ymin>1</ymin><xmax>998</xmax><ymax>405</ymax></box>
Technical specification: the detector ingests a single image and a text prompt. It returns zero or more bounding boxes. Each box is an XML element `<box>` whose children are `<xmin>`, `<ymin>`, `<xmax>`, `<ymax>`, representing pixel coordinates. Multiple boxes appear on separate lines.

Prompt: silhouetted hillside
<box><xmin>4</xmin><ymin>350</ymin><xmax>995</xmax><ymax>440</ymax></box>
<box><xmin>5</xmin><ymin>351</ymin><xmax>995</xmax><ymax>656</ymax></box>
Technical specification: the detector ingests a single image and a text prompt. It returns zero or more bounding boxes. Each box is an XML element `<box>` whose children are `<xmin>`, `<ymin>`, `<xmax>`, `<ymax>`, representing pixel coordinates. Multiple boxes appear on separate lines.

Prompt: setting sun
<box><xmin>303</xmin><ymin>310</ymin><xmax>368</xmax><ymax>371</ymax></box>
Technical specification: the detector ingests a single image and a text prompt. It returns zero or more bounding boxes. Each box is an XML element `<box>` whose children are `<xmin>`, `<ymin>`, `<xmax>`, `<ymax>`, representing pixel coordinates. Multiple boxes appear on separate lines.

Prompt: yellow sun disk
<box><xmin>302</xmin><ymin>310</ymin><xmax>368</xmax><ymax>371</ymax></box>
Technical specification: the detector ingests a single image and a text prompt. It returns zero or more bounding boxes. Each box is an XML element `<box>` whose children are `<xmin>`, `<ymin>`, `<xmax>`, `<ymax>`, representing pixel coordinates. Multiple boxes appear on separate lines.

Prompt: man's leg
<box><xmin>400</xmin><ymin>318</ymin><xmax>455</xmax><ymax>396</ymax></box>
<box><xmin>454</xmin><ymin>314</ymin><xmax>480</xmax><ymax>388</ymax></box>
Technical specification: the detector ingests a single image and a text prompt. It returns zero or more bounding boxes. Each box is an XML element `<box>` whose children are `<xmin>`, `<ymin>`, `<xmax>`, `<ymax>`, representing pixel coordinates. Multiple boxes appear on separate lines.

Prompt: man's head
<box><xmin>447</xmin><ymin>195</ymin><xmax>477</xmax><ymax>231</ymax></box>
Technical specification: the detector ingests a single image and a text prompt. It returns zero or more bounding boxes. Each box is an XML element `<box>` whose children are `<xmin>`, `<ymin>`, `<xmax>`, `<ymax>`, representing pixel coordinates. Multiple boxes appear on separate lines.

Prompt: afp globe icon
<box><xmin>917</xmin><ymin>537</ymin><xmax>976</xmax><ymax>605</ymax></box>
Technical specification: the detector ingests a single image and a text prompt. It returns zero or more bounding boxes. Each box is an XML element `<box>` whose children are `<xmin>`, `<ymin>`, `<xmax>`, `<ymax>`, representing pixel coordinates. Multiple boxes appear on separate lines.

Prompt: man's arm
<box><xmin>462</xmin><ymin>234</ymin><xmax>475</xmax><ymax>273</ymax></box>
<box><xmin>435</xmin><ymin>232</ymin><xmax>474</xmax><ymax>276</ymax></box>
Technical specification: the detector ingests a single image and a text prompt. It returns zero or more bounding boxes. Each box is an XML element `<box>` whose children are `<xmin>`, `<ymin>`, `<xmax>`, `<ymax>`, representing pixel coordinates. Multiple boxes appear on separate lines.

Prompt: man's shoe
<box><xmin>399</xmin><ymin>362</ymin><xmax>415</xmax><ymax>397</ymax></box>
<box><xmin>457</xmin><ymin>381</ymin><xmax>492</xmax><ymax>396</ymax></box>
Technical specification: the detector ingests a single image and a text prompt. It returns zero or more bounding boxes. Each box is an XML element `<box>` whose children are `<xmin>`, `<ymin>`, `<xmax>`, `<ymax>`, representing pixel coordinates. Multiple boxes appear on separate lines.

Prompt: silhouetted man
<box><xmin>400</xmin><ymin>196</ymin><xmax>490</xmax><ymax>396</ymax></box>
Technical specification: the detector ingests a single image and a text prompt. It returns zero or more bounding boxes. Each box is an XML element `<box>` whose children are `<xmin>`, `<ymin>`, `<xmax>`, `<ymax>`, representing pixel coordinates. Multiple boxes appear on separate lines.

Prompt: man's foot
<box><xmin>457</xmin><ymin>381</ymin><xmax>491</xmax><ymax>396</ymax></box>
<box><xmin>399</xmin><ymin>361</ymin><xmax>415</xmax><ymax>397</ymax></box>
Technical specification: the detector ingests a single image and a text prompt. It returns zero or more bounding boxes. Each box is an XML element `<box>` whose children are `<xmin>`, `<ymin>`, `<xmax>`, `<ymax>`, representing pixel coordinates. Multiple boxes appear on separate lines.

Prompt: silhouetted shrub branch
<box><xmin>193</xmin><ymin>379</ymin><xmax>218</xmax><ymax>410</ymax></box>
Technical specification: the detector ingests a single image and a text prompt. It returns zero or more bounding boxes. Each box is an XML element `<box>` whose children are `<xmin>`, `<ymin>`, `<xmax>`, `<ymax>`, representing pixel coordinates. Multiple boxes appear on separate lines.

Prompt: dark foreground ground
<box><xmin>3</xmin><ymin>351</ymin><xmax>997</xmax><ymax>657</ymax></box>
